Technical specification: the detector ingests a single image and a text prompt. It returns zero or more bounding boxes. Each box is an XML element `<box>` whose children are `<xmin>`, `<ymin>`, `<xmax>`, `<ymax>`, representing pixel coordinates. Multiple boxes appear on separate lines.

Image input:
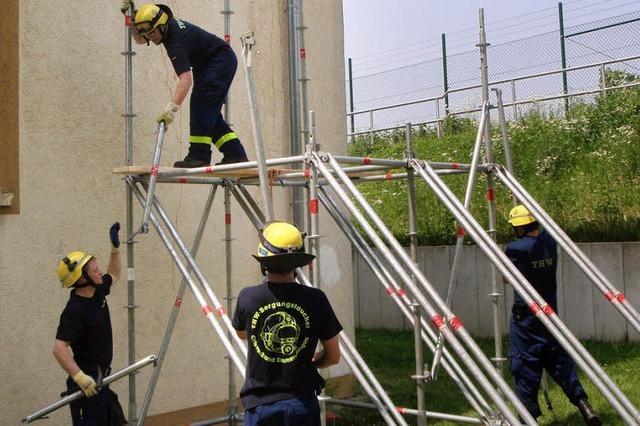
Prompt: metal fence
<box><xmin>346</xmin><ymin>9</ymin><xmax>640</xmax><ymax>137</ymax></box>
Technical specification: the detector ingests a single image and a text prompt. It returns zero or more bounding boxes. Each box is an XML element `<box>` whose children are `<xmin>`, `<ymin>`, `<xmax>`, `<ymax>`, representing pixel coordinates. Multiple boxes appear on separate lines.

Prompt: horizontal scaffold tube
<box><xmin>153</xmin><ymin>155</ymin><xmax>305</xmax><ymax>178</ymax></box>
<box><xmin>312</xmin><ymin>152</ymin><xmax>535</xmax><ymax>425</ymax></box>
<box><xmin>22</xmin><ymin>355</ymin><xmax>156</xmax><ymax>423</ymax></box>
<box><xmin>411</xmin><ymin>161</ymin><xmax>640</xmax><ymax>424</ymax></box>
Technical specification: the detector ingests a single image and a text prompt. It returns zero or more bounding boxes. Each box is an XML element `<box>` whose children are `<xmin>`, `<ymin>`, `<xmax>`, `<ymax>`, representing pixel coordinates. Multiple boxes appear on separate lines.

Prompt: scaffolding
<box><xmin>23</xmin><ymin>4</ymin><xmax>640</xmax><ymax>426</ymax></box>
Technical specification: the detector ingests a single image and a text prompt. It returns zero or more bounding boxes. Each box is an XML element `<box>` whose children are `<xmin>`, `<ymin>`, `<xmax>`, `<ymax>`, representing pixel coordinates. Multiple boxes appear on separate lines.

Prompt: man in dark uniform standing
<box><xmin>505</xmin><ymin>205</ymin><xmax>601</xmax><ymax>425</ymax></box>
<box><xmin>125</xmin><ymin>2</ymin><xmax>248</xmax><ymax>167</ymax></box>
<box><xmin>232</xmin><ymin>221</ymin><xmax>342</xmax><ymax>426</ymax></box>
<box><xmin>53</xmin><ymin>223</ymin><xmax>124</xmax><ymax>425</ymax></box>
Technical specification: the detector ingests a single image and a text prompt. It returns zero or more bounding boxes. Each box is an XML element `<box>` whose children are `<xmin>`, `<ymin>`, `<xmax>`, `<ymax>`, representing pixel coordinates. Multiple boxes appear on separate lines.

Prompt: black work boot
<box><xmin>173</xmin><ymin>143</ymin><xmax>211</xmax><ymax>168</ymax></box>
<box><xmin>217</xmin><ymin>138</ymin><xmax>248</xmax><ymax>165</ymax></box>
<box><xmin>173</xmin><ymin>154</ymin><xmax>210</xmax><ymax>168</ymax></box>
<box><xmin>215</xmin><ymin>154</ymin><xmax>249</xmax><ymax>165</ymax></box>
<box><xmin>577</xmin><ymin>398</ymin><xmax>601</xmax><ymax>426</ymax></box>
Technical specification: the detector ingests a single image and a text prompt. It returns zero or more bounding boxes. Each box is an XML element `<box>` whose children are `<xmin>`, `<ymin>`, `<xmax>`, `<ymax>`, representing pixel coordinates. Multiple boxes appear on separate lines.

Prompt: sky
<box><xmin>343</xmin><ymin>0</ymin><xmax>640</xmax><ymax>76</ymax></box>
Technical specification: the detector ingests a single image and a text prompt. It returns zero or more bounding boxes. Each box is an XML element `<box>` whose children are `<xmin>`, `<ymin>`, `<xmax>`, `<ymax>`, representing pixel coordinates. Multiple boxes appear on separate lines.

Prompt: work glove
<box><xmin>72</xmin><ymin>371</ymin><xmax>97</xmax><ymax>397</ymax></box>
<box><xmin>120</xmin><ymin>0</ymin><xmax>135</xmax><ymax>14</ymax></box>
<box><xmin>157</xmin><ymin>102</ymin><xmax>180</xmax><ymax>125</ymax></box>
<box><xmin>109</xmin><ymin>222</ymin><xmax>121</xmax><ymax>251</ymax></box>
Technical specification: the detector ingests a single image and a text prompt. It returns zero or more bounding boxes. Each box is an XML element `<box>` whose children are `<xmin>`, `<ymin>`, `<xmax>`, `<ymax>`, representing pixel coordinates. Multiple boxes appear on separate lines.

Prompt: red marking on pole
<box><xmin>224</xmin><ymin>34</ymin><xmax>231</xmax><ymax>44</ymax></box>
<box><xmin>456</xmin><ymin>226</ymin><xmax>465</xmax><ymax>237</ymax></box>
<box><xmin>224</xmin><ymin>213</ymin><xmax>231</xmax><ymax>225</ymax></box>
<box><xmin>205</xmin><ymin>166</ymin><xmax>213</xmax><ymax>173</ymax></box>
<box><xmin>486</xmin><ymin>188</ymin><xmax>495</xmax><ymax>201</ymax></box>
<box><xmin>216</xmin><ymin>307</ymin><xmax>226</xmax><ymax>317</ymax></box>
<box><xmin>309</xmin><ymin>199</ymin><xmax>319</xmax><ymax>214</ymax></box>
<box><xmin>151</xmin><ymin>165</ymin><xmax>159</xmax><ymax>176</ymax></box>
<box><xmin>174</xmin><ymin>297</ymin><xmax>182</xmax><ymax>307</ymax></box>
<box><xmin>449</xmin><ymin>316</ymin><xmax>463</xmax><ymax>330</ymax></box>
<box><xmin>125</xmin><ymin>15</ymin><xmax>132</xmax><ymax>27</ymax></box>
<box><xmin>308</xmin><ymin>261</ymin><xmax>314</xmax><ymax>270</ymax></box>
<box><xmin>543</xmin><ymin>305</ymin><xmax>554</xmax><ymax>316</ymax></box>
<box><xmin>362</xmin><ymin>157</ymin><xmax>372</xmax><ymax>165</ymax></box>
<box><xmin>604</xmin><ymin>291</ymin><xmax>615</xmax><ymax>302</ymax></box>
<box><xmin>529</xmin><ymin>302</ymin><xmax>541</xmax><ymax>314</ymax></box>
<box><xmin>396</xmin><ymin>407</ymin><xmax>405</xmax><ymax>414</ymax></box>
<box><xmin>202</xmin><ymin>305</ymin><xmax>213</xmax><ymax>316</ymax></box>
<box><xmin>178</xmin><ymin>177</ymin><xmax>187</xmax><ymax>184</ymax></box>
<box><xmin>451</xmin><ymin>162</ymin><xmax>459</xmax><ymax>169</ymax></box>
<box><xmin>431</xmin><ymin>315</ymin><xmax>445</xmax><ymax>329</ymax></box>
<box><xmin>386</xmin><ymin>288</ymin><xmax>395</xmax><ymax>296</ymax></box>
<box><xmin>617</xmin><ymin>293</ymin><xmax>626</xmax><ymax>303</ymax></box>
<box><xmin>385</xmin><ymin>172</ymin><xmax>393</xmax><ymax>180</ymax></box>
<box><xmin>300</xmin><ymin>48</ymin><xmax>306</xmax><ymax>59</ymax></box>
<box><xmin>397</xmin><ymin>288</ymin><xmax>406</xmax><ymax>297</ymax></box>
<box><xmin>304</xmin><ymin>169</ymin><xmax>312</xmax><ymax>178</ymax></box>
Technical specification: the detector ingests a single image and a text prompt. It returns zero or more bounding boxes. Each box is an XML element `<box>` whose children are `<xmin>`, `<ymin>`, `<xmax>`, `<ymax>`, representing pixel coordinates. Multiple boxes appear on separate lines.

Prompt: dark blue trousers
<box><xmin>244</xmin><ymin>393</ymin><xmax>321</xmax><ymax>426</ymax></box>
<box><xmin>66</xmin><ymin>377</ymin><xmax>109</xmax><ymax>426</ymax></box>
<box><xmin>509</xmin><ymin>314</ymin><xmax>587</xmax><ymax>418</ymax></box>
<box><xmin>190</xmin><ymin>45</ymin><xmax>237</xmax><ymax>147</ymax></box>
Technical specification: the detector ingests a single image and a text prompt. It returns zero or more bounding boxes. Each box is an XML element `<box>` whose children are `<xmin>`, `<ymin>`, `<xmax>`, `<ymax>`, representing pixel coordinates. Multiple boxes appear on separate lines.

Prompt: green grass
<box><xmin>347</xmin><ymin>70</ymin><xmax>640</xmax><ymax>246</ymax></box>
<box><xmin>325</xmin><ymin>329</ymin><xmax>640</xmax><ymax>425</ymax></box>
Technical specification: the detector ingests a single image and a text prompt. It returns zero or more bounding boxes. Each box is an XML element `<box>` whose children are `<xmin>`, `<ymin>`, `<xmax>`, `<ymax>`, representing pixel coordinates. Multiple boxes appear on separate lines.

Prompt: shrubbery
<box><xmin>347</xmin><ymin>71</ymin><xmax>640</xmax><ymax>245</ymax></box>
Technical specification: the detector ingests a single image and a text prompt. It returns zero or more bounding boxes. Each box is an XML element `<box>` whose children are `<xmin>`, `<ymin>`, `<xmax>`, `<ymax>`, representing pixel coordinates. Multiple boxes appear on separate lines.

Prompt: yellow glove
<box><xmin>157</xmin><ymin>102</ymin><xmax>179</xmax><ymax>125</ymax></box>
<box><xmin>120</xmin><ymin>0</ymin><xmax>135</xmax><ymax>14</ymax></box>
<box><xmin>72</xmin><ymin>371</ymin><xmax>97</xmax><ymax>397</ymax></box>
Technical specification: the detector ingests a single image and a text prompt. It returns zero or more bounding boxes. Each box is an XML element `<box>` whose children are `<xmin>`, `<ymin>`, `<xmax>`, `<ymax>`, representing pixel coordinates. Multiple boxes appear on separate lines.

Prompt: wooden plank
<box><xmin>112</xmin><ymin>165</ymin><xmax>298</xmax><ymax>178</ymax></box>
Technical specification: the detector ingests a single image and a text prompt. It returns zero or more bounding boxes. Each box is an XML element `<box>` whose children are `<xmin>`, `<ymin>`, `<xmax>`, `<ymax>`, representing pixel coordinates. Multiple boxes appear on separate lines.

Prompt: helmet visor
<box><xmin>134</xmin><ymin>21</ymin><xmax>154</xmax><ymax>35</ymax></box>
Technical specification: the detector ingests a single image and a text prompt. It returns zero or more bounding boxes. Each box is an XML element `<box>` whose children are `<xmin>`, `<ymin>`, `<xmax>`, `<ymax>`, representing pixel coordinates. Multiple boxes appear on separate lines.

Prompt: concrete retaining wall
<box><xmin>353</xmin><ymin>242</ymin><xmax>640</xmax><ymax>342</ymax></box>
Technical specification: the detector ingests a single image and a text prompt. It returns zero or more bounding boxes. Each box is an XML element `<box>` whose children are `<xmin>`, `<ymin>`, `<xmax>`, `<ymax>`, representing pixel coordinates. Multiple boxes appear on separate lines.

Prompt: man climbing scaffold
<box><xmin>122</xmin><ymin>1</ymin><xmax>249</xmax><ymax>167</ymax></box>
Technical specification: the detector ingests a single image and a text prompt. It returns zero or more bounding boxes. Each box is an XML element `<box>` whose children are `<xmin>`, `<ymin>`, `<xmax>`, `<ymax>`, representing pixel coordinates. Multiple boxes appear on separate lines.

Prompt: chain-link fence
<box><xmin>346</xmin><ymin>9</ymin><xmax>640</xmax><ymax>137</ymax></box>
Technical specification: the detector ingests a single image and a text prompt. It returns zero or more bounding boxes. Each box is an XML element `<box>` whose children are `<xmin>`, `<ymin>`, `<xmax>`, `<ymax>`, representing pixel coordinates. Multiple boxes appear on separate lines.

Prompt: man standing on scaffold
<box><xmin>122</xmin><ymin>1</ymin><xmax>249</xmax><ymax>168</ymax></box>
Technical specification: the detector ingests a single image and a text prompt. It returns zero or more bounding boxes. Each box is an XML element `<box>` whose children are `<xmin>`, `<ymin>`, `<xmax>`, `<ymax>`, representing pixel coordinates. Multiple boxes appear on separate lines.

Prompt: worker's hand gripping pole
<box><xmin>137</xmin><ymin>121</ymin><xmax>166</xmax><ymax>236</ymax></box>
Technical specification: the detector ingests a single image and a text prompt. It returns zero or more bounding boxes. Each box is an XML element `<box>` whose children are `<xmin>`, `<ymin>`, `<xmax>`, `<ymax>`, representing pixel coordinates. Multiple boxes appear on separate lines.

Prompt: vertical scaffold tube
<box><xmin>224</xmin><ymin>183</ymin><xmax>239</xmax><ymax>425</ymax></box>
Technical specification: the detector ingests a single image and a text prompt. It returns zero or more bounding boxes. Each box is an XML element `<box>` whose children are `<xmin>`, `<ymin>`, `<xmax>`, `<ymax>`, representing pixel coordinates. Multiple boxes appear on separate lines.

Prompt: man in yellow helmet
<box><xmin>505</xmin><ymin>205</ymin><xmax>601</xmax><ymax>425</ymax></box>
<box><xmin>52</xmin><ymin>223</ymin><xmax>125</xmax><ymax>425</ymax></box>
<box><xmin>232</xmin><ymin>222</ymin><xmax>342</xmax><ymax>426</ymax></box>
<box><xmin>123</xmin><ymin>2</ymin><xmax>248</xmax><ymax>167</ymax></box>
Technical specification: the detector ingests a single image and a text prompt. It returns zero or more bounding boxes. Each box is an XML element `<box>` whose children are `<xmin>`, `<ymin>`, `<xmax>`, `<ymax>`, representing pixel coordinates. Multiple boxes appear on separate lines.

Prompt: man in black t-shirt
<box><xmin>232</xmin><ymin>221</ymin><xmax>342</xmax><ymax>426</ymax></box>
<box><xmin>53</xmin><ymin>223</ymin><xmax>123</xmax><ymax>425</ymax></box>
<box><xmin>124</xmin><ymin>2</ymin><xmax>248</xmax><ymax>168</ymax></box>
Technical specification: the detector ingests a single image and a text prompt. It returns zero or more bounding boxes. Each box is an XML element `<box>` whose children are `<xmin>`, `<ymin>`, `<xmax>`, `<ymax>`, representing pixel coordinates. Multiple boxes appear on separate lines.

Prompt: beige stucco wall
<box><xmin>0</xmin><ymin>0</ymin><xmax>351</xmax><ymax>423</ymax></box>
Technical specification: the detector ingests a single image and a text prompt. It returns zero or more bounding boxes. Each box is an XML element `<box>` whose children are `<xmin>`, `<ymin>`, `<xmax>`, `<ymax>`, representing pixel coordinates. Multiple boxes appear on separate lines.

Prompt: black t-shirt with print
<box><xmin>161</xmin><ymin>12</ymin><xmax>228</xmax><ymax>76</ymax></box>
<box><xmin>232</xmin><ymin>281</ymin><xmax>343</xmax><ymax>410</ymax></box>
<box><xmin>56</xmin><ymin>276</ymin><xmax>113</xmax><ymax>377</ymax></box>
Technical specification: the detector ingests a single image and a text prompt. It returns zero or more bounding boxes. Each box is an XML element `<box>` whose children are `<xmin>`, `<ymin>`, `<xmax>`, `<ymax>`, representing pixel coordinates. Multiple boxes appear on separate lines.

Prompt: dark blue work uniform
<box><xmin>160</xmin><ymin>5</ymin><xmax>245</xmax><ymax>163</ymax></box>
<box><xmin>56</xmin><ymin>276</ymin><xmax>115</xmax><ymax>425</ymax></box>
<box><xmin>506</xmin><ymin>231</ymin><xmax>587</xmax><ymax>418</ymax></box>
<box><xmin>232</xmin><ymin>281</ymin><xmax>343</xmax><ymax>426</ymax></box>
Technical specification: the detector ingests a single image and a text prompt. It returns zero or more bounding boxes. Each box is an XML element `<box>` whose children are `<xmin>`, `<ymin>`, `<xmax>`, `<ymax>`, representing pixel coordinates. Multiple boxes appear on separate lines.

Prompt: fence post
<box><xmin>558</xmin><ymin>2</ymin><xmax>569</xmax><ymax>114</ymax></box>
<box><xmin>441</xmin><ymin>33</ymin><xmax>449</xmax><ymax>115</ymax></box>
<box><xmin>510</xmin><ymin>79</ymin><xmax>518</xmax><ymax>120</ymax></box>
<box><xmin>600</xmin><ymin>63</ymin><xmax>607</xmax><ymax>96</ymax></box>
<box><xmin>348</xmin><ymin>57</ymin><xmax>355</xmax><ymax>141</ymax></box>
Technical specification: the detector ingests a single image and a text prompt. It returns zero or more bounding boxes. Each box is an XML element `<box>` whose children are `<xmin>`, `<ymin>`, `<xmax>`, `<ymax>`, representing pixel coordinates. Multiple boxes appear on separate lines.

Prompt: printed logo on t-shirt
<box><xmin>250</xmin><ymin>302</ymin><xmax>310</xmax><ymax>364</ymax></box>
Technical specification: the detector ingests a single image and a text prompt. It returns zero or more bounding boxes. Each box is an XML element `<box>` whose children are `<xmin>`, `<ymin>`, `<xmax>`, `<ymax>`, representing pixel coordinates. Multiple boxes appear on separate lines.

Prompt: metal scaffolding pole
<box><xmin>311</xmin><ymin>153</ymin><xmax>535</xmax><ymax>425</ymax></box>
<box><xmin>136</xmin><ymin>186</ymin><xmax>219</xmax><ymax>425</ymax></box>
<box><xmin>240</xmin><ymin>32</ymin><xmax>274</xmax><ymax>221</ymax></box>
<box><xmin>224</xmin><ymin>183</ymin><xmax>239</xmax><ymax>426</ymax></box>
<box><xmin>122</xmin><ymin>4</ymin><xmax>138</xmax><ymax>421</ymax></box>
<box><xmin>306</xmin><ymin>111</ymin><xmax>321</xmax><ymax>286</ymax></box>
<box><xmin>23</xmin><ymin>355</ymin><xmax>157</xmax><ymax>424</ymax></box>
<box><xmin>318</xmin><ymin>187</ymin><xmax>492</xmax><ymax>421</ymax></box>
<box><xmin>412</xmin><ymin>161</ymin><xmax>640</xmax><ymax>424</ymax></box>
<box><xmin>129</xmin><ymin>181</ymin><xmax>247</xmax><ymax>375</ymax></box>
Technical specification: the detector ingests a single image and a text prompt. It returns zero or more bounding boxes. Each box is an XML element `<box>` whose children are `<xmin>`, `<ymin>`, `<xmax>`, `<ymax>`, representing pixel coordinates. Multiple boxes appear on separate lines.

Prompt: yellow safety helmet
<box><xmin>508</xmin><ymin>204</ymin><xmax>536</xmax><ymax>227</ymax></box>
<box><xmin>253</xmin><ymin>222</ymin><xmax>315</xmax><ymax>273</ymax></box>
<box><xmin>133</xmin><ymin>4</ymin><xmax>169</xmax><ymax>36</ymax></box>
<box><xmin>56</xmin><ymin>251</ymin><xmax>94</xmax><ymax>288</ymax></box>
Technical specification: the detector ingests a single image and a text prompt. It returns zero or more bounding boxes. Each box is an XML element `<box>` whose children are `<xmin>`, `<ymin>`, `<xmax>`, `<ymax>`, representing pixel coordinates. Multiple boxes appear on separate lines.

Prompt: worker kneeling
<box><xmin>232</xmin><ymin>221</ymin><xmax>342</xmax><ymax>426</ymax></box>
<box><xmin>505</xmin><ymin>205</ymin><xmax>601</xmax><ymax>425</ymax></box>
